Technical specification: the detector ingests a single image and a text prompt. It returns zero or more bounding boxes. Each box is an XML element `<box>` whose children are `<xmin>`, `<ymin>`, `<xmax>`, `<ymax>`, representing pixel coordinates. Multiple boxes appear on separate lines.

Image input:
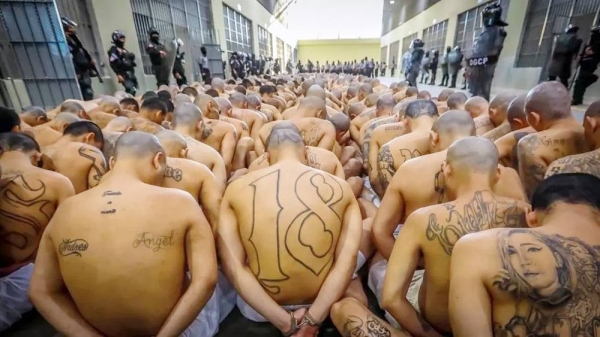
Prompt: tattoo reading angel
<box><xmin>493</xmin><ymin>229</ymin><xmax>600</xmax><ymax>336</ymax></box>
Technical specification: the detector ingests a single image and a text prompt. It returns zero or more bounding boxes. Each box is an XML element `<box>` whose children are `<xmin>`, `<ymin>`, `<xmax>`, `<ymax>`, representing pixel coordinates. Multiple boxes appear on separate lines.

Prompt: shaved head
<box><xmin>211</xmin><ymin>78</ymin><xmax>225</xmax><ymax>92</ymax></box>
<box><xmin>417</xmin><ymin>90</ymin><xmax>431</xmax><ymax>100</ymax></box>
<box><xmin>490</xmin><ymin>93</ymin><xmax>517</xmax><ymax>114</ymax></box>
<box><xmin>584</xmin><ymin>100</ymin><xmax>600</xmax><ymax>118</ymax></box>
<box><xmin>507</xmin><ymin>94</ymin><xmax>527</xmax><ymax>122</ymax></box>
<box><xmin>156</xmin><ymin>130</ymin><xmax>187</xmax><ymax>157</ymax></box>
<box><xmin>266</xmin><ymin>124</ymin><xmax>304</xmax><ymax>151</ymax></box>
<box><xmin>438</xmin><ymin>89</ymin><xmax>455</xmax><ymax>102</ymax></box>
<box><xmin>359</xmin><ymin>83</ymin><xmax>374</xmax><ymax>95</ymax></box>
<box><xmin>99</xmin><ymin>96</ymin><xmax>120</xmax><ymax>113</ymax></box>
<box><xmin>194</xmin><ymin>94</ymin><xmax>220</xmax><ymax>119</ymax></box>
<box><xmin>406</xmin><ymin>87</ymin><xmax>418</xmax><ymax>97</ymax></box>
<box><xmin>104</xmin><ymin>116</ymin><xmax>132</xmax><ymax>133</ymax></box>
<box><xmin>432</xmin><ymin>110</ymin><xmax>476</xmax><ymax>137</ymax></box>
<box><xmin>114</xmin><ymin>131</ymin><xmax>165</xmax><ymax>160</ymax></box>
<box><xmin>446</xmin><ymin>136</ymin><xmax>499</xmax><ymax>174</ymax></box>
<box><xmin>298</xmin><ymin>96</ymin><xmax>327</xmax><ymax>119</ymax></box>
<box><xmin>465</xmin><ymin>96</ymin><xmax>489</xmax><ymax>118</ymax></box>
<box><xmin>348</xmin><ymin>103</ymin><xmax>367</xmax><ymax>118</ymax></box>
<box><xmin>525</xmin><ymin>81</ymin><xmax>572</xmax><ymax>121</ymax></box>
<box><xmin>247</xmin><ymin>95</ymin><xmax>262</xmax><ymax>110</ymax></box>
<box><xmin>215</xmin><ymin>97</ymin><xmax>232</xmax><ymax>116</ymax></box>
<box><xmin>329</xmin><ymin>113</ymin><xmax>351</xmax><ymax>132</ymax></box>
<box><xmin>53</xmin><ymin>111</ymin><xmax>80</xmax><ymax>125</ymax></box>
<box><xmin>172</xmin><ymin>102</ymin><xmax>202</xmax><ymax>127</ymax></box>
<box><xmin>447</xmin><ymin>92</ymin><xmax>468</xmax><ymax>110</ymax></box>
<box><xmin>405</xmin><ymin>99</ymin><xmax>438</xmax><ymax>119</ymax></box>
<box><xmin>393</xmin><ymin>101</ymin><xmax>411</xmax><ymax>118</ymax></box>
<box><xmin>229</xmin><ymin>93</ymin><xmax>248</xmax><ymax>108</ymax></box>
<box><xmin>60</xmin><ymin>101</ymin><xmax>85</xmax><ymax>114</ymax></box>
<box><xmin>306</xmin><ymin>85</ymin><xmax>326</xmax><ymax>101</ymax></box>
<box><xmin>347</xmin><ymin>86</ymin><xmax>359</xmax><ymax>98</ymax></box>
<box><xmin>377</xmin><ymin>94</ymin><xmax>396</xmax><ymax>112</ymax></box>
<box><xmin>174</xmin><ymin>93</ymin><xmax>193</xmax><ymax>106</ymax></box>
<box><xmin>365</xmin><ymin>93</ymin><xmax>381</xmax><ymax>108</ymax></box>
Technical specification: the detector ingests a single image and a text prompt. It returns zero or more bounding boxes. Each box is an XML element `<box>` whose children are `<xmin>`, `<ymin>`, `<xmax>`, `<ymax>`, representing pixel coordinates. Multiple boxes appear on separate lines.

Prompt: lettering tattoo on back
<box><xmin>100</xmin><ymin>190</ymin><xmax>121</xmax><ymax>214</ymax></box>
<box><xmin>426</xmin><ymin>191</ymin><xmax>527</xmax><ymax>255</ymax></box>
<box><xmin>493</xmin><ymin>229</ymin><xmax>600</xmax><ymax>336</ymax></box>
<box><xmin>0</xmin><ymin>172</ymin><xmax>52</xmax><ymax>264</ymax></box>
<box><xmin>58</xmin><ymin>239</ymin><xmax>89</xmax><ymax>257</ymax></box>
<box><xmin>164</xmin><ymin>166</ymin><xmax>183</xmax><ymax>182</ymax></box>
<box><xmin>132</xmin><ymin>231</ymin><xmax>175</xmax><ymax>252</ymax></box>
<box><xmin>247</xmin><ymin>169</ymin><xmax>344</xmax><ymax>294</ymax></box>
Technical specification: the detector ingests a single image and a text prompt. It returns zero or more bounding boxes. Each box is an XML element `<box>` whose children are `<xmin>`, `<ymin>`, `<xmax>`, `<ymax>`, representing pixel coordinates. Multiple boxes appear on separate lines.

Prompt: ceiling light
<box><xmin>390</xmin><ymin>0</ymin><xmax>395</xmax><ymax>3</ymax></box>
<box><xmin>237</xmin><ymin>4</ymin><xmax>242</xmax><ymax>11</ymax></box>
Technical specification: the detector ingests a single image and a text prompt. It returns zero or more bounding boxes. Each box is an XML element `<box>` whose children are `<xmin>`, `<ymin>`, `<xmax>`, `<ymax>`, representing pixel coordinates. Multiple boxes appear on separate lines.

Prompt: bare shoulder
<box><xmin>546</xmin><ymin>151</ymin><xmax>600</xmax><ymax>178</ymax></box>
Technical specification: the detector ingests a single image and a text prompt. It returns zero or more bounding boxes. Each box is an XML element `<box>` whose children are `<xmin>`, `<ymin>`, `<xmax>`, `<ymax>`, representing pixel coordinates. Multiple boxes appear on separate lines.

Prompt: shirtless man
<box><xmin>495</xmin><ymin>94</ymin><xmax>536</xmax><ymax>169</ymax></box>
<box><xmin>378</xmin><ymin>137</ymin><xmax>529</xmax><ymax>335</ymax></box>
<box><xmin>372</xmin><ymin>111</ymin><xmax>526</xmax><ymax>260</ymax></box>
<box><xmin>103</xmin><ymin>116</ymin><xmax>133</xmax><ymax>133</ymax></box>
<box><xmin>212</xmin><ymin>78</ymin><xmax>228</xmax><ymax>97</ymax></box>
<box><xmin>365</xmin><ymin>93</ymin><xmax>381</xmax><ymax>108</ymax></box>
<box><xmin>229</xmin><ymin>93</ymin><xmax>265</xmax><ymax>139</ymax></box>
<box><xmin>435</xmin><ymin>89</ymin><xmax>455</xmax><ymax>114</ymax></box>
<box><xmin>43</xmin><ymin>121</ymin><xmax>107</xmax><ymax>194</ymax></box>
<box><xmin>446</xmin><ymin>92</ymin><xmax>468</xmax><ymax>110</ymax></box>
<box><xmin>368</xmin><ymin>117</ymin><xmax>407</xmax><ymax>197</ymax></box>
<box><xmin>360</xmin><ymin>95</ymin><xmax>397</xmax><ymax>164</ymax></box>
<box><xmin>119</xmin><ymin>97</ymin><xmax>139</xmax><ymax>112</ymax></box>
<box><xmin>29</xmin><ymin>131</ymin><xmax>217</xmax><ymax>337</ymax></box>
<box><xmin>218</xmin><ymin>126</ymin><xmax>362</xmax><ymax>336</ymax></box>
<box><xmin>400</xmin><ymin>87</ymin><xmax>418</xmax><ymax>103</ymax></box>
<box><xmin>156</xmin><ymin>130</ymin><xmax>222</xmax><ymax>231</ymax></box>
<box><xmin>194</xmin><ymin>94</ymin><xmax>237</xmax><ymax>173</ymax></box>
<box><xmin>54</xmin><ymin>101</ymin><xmax>90</xmax><ymax>120</ymax></box>
<box><xmin>517</xmin><ymin>82</ymin><xmax>587</xmax><ymax>198</ymax></box>
<box><xmin>546</xmin><ymin>100</ymin><xmax>600</xmax><ymax>178</ymax></box>
<box><xmin>0</xmin><ymin>133</ymin><xmax>74</xmax><ymax>331</ymax></box>
<box><xmin>482</xmin><ymin>93</ymin><xmax>517</xmax><ymax>141</ymax></box>
<box><xmin>30</xmin><ymin>113</ymin><xmax>80</xmax><ymax>147</ymax></box>
<box><xmin>19</xmin><ymin>106</ymin><xmax>47</xmax><ymax>127</ymax></box>
<box><xmin>450</xmin><ymin>173</ymin><xmax>600</xmax><ymax>337</ymax></box>
<box><xmin>87</xmin><ymin>96</ymin><xmax>119</xmax><ymax>129</ymax></box>
<box><xmin>248</xmin><ymin>95</ymin><xmax>277</xmax><ymax>121</ymax></box>
<box><xmin>465</xmin><ymin>96</ymin><xmax>494</xmax><ymax>136</ymax></box>
<box><xmin>350</xmin><ymin>104</ymin><xmax>380</xmax><ymax>143</ymax></box>
<box><xmin>215</xmin><ymin>97</ymin><xmax>250</xmax><ymax>138</ymax></box>
<box><xmin>377</xmin><ymin>100</ymin><xmax>438</xmax><ymax>191</ymax></box>
<box><xmin>171</xmin><ymin>102</ymin><xmax>227</xmax><ymax>188</ymax></box>
<box><xmin>131</xmin><ymin>97</ymin><xmax>167</xmax><ymax>134</ymax></box>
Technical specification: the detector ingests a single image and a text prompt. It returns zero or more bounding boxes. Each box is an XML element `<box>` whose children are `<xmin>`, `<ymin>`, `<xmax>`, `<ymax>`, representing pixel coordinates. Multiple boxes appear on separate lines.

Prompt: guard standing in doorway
<box><xmin>572</xmin><ymin>26</ymin><xmax>600</xmax><ymax>105</ymax></box>
<box><xmin>62</xmin><ymin>17</ymin><xmax>101</xmax><ymax>101</ymax></box>
<box><xmin>549</xmin><ymin>25</ymin><xmax>583</xmax><ymax>88</ymax></box>
<box><xmin>146</xmin><ymin>27</ymin><xmax>169</xmax><ymax>87</ymax></box>
<box><xmin>108</xmin><ymin>30</ymin><xmax>138</xmax><ymax>95</ymax></box>
<box><xmin>199</xmin><ymin>46</ymin><xmax>211</xmax><ymax>85</ymax></box>
<box><xmin>467</xmin><ymin>1</ymin><xmax>508</xmax><ymax>100</ymax></box>
<box><xmin>173</xmin><ymin>38</ymin><xmax>187</xmax><ymax>87</ymax></box>
<box><xmin>407</xmin><ymin>38</ymin><xmax>425</xmax><ymax>87</ymax></box>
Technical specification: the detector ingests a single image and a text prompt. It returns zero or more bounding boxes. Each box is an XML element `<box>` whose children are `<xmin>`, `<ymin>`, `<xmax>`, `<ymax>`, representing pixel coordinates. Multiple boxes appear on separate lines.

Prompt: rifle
<box><xmin>70</xmin><ymin>34</ymin><xmax>103</xmax><ymax>83</ymax></box>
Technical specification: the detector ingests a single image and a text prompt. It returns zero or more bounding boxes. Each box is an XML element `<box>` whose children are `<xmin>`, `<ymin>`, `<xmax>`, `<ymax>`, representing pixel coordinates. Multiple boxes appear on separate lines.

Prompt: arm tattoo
<box><xmin>164</xmin><ymin>166</ymin><xmax>183</xmax><ymax>182</ymax></box>
<box><xmin>377</xmin><ymin>145</ymin><xmax>395</xmax><ymax>191</ymax></box>
<box><xmin>247</xmin><ymin>169</ymin><xmax>344</xmax><ymax>294</ymax></box>
<box><xmin>343</xmin><ymin>315</ymin><xmax>393</xmax><ymax>337</ymax></box>
<box><xmin>545</xmin><ymin>152</ymin><xmax>600</xmax><ymax>179</ymax></box>
<box><xmin>0</xmin><ymin>172</ymin><xmax>52</xmax><ymax>266</ymax></box>
<box><xmin>133</xmin><ymin>230</ymin><xmax>175</xmax><ymax>252</ymax></box>
<box><xmin>306</xmin><ymin>150</ymin><xmax>322</xmax><ymax>170</ymax></box>
<box><xmin>398</xmin><ymin>148</ymin><xmax>422</xmax><ymax>162</ymax></box>
<box><xmin>58</xmin><ymin>239</ymin><xmax>89</xmax><ymax>257</ymax></box>
<box><xmin>201</xmin><ymin>125</ymin><xmax>213</xmax><ymax>140</ymax></box>
<box><xmin>493</xmin><ymin>229</ymin><xmax>600</xmax><ymax>336</ymax></box>
<box><xmin>78</xmin><ymin>146</ymin><xmax>107</xmax><ymax>184</ymax></box>
<box><xmin>517</xmin><ymin>135</ymin><xmax>545</xmax><ymax>198</ymax></box>
<box><xmin>426</xmin><ymin>191</ymin><xmax>527</xmax><ymax>255</ymax></box>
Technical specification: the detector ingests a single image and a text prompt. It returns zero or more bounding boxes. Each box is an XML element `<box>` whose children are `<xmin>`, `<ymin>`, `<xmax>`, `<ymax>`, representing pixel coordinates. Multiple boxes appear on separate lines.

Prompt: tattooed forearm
<box><xmin>493</xmin><ymin>229</ymin><xmax>600</xmax><ymax>336</ymax></box>
<box><xmin>426</xmin><ymin>191</ymin><xmax>527</xmax><ymax>255</ymax></box>
<box><xmin>377</xmin><ymin>145</ymin><xmax>395</xmax><ymax>192</ymax></box>
<box><xmin>483</xmin><ymin>123</ymin><xmax>511</xmax><ymax>142</ymax></box>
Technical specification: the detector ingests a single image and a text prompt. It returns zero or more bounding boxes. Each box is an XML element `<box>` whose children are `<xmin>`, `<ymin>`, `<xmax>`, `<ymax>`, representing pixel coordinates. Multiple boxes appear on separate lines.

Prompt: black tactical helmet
<box><xmin>565</xmin><ymin>24</ymin><xmax>579</xmax><ymax>34</ymax></box>
<box><xmin>61</xmin><ymin>17</ymin><xmax>77</xmax><ymax>30</ymax></box>
<box><xmin>482</xmin><ymin>2</ymin><xmax>508</xmax><ymax>27</ymax></box>
<box><xmin>148</xmin><ymin>27</ymin><xmax>159</xmax><ymax>36</ymax></box>
<box><xmin>111</xmin><ymin>30</ymin><xmax>126</xmax><ymax>44</ymax></box>
<box><xmin>412</xmin><ymin>39</ymin><xmax>425</xmax><ymax>48</ymax></box>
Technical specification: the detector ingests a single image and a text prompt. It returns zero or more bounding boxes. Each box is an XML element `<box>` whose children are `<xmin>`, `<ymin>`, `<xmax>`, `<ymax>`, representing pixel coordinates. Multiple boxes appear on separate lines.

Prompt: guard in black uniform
<box><xmin>572</xmin><ymin>26</ymin><xmax>600</xmax><ymax>105</ymax></box>
<box><xmin>62</xmin><ymin>17</ymin><xmax>101</xmax><ymax>101</ymax></box>
<box><xmin>467</xmin><ymin>1</ymin><xmax>508</xmax><ymax>100</ymax></box>
<box><xmin>146</xmin><ymin>28</ymin><xmax>168</xmax><ymax>87</ymax></box>
<box><xmin>108</xmin><ymin>31</ymin><xmax>138</xmax><ymax>96</ymax></box>
<box><xmin>173</xmin><ymin>39</ymin><xmax>187</xmax><ymax>87</ymax></box>
<box><xmin>549</xmin><ymin>25</ymin><xmax>583</xmax><ymax>88</ymax></box>
<box><xmin>407</xmin><ymin>39</ymin><xmax>425</xmax><ymax>87</ymax></box>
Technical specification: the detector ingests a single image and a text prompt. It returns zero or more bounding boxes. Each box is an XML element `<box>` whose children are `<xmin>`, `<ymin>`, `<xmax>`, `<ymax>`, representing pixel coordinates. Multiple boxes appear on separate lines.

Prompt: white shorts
<box><xmin>362</xmin><ymin>176</ymin><xmax>381</xmax><ymax>207</ymax></box>
<box><xmin>353</xmin><ymin>251</ymin><xmax>367</xmax><ymax>280</ymax></box>
<box><xmin>368</xmin><ymin>260</ymin><xmax>424</xmax><ymax>328</ymax></box>
<box><xmin>0</xmin><ymin>264</ymin><xmax>34</xmax><ymax>331</ymax></box>
<box><xmin>180</xmin><ymin>269</ymin><xmax>236</xmax><ymax>337</ymax></box>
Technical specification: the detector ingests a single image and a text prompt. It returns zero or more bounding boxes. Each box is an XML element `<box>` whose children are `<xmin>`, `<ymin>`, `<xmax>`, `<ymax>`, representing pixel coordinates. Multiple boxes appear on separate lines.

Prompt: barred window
<box><xmin>285</xmin><ymin>43</ymin><xmax>292</xmax><ymax>64</ymax></box>
<box><xmin>454</xmin><ymin>0</ymin><xmax>510</xmax><ymax>59</ymax></box>
<box><xmin>223</xmin><ymin>5</ymin><xmax>253</xmax><ymax>55</ymax></box>
<box><xmin>130</xmin><ymin>0</ymin><xmax>216</xmax><ymax>76</ymax></box>
<box><xmin>258</xmin><ymin>26</ymin><xmax>273</xmax><ymax>58</ymax></box>
<box><xmin>277</xmin><ymin>38</ymin><xmax>284</xmax><ymax>62</ymax></box>
<box><xmin>516</xmin><ymin>0</ymin><xmax>599</xmax><ymax>68</ymax></box>
<box><xmin>390</xmin><ymin>40</ymin><xmax>401</xmax><ymax>65</ymax></box>
<box><xmin>422</xmin><ymin>20</ymin><xmax>448</xmax><ymax>55</ymax></box>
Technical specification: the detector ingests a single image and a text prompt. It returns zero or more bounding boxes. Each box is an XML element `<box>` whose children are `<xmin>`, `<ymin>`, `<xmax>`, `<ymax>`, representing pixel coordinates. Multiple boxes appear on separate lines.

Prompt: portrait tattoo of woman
<box><xmin>492</xmin><ymin>229</ymin><xmax>600</xmax><ymax>336</ymax></box>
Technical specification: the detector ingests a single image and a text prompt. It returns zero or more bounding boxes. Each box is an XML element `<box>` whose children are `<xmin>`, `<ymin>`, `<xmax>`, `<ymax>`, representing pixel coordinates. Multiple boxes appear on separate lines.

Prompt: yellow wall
<box><xmin>297</xmin><ymin>39</ymin><xmax>381</xmax><ymax>64</ymax></box>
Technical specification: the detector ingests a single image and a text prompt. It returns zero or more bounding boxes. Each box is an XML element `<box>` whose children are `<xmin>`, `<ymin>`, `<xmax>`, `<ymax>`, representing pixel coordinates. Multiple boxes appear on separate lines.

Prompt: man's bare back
<box><xmin>249</xmin><ymin>146</ymin><xmax>345</xmax><ymax>179</ymax></box>
<box><xmin>43</xmin><ymin>142</ymin><xmax>106</xmax><ymax>194</ymax></box>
